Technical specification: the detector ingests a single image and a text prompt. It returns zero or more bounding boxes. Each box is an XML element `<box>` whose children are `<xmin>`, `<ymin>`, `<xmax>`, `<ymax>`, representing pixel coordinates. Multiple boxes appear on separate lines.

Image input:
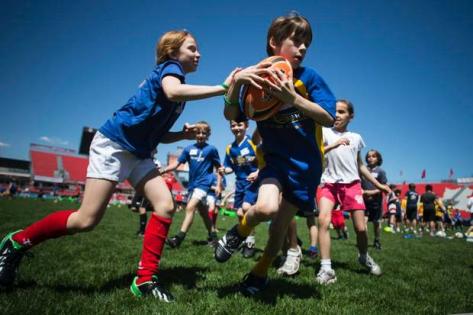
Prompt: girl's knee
<box><xmin>74</xmin><ymin>216</ymin><xmax>100</xmax><ymax>232</ymax></box>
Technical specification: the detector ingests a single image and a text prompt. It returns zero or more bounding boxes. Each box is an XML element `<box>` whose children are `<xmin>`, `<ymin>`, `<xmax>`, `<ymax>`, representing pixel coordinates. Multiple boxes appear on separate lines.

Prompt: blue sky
<box><xmin>1</xmin><ymin>0</ymin><xmax>472</xmax><ymax>184</ymax></box>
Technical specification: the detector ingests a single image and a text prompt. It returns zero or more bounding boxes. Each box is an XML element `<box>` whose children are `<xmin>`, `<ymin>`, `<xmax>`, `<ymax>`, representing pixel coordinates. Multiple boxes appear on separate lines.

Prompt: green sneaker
<box><xmin>130</xmin><ymin>276</ymin><xmax>174</xmax><ymax>302</ymax></box>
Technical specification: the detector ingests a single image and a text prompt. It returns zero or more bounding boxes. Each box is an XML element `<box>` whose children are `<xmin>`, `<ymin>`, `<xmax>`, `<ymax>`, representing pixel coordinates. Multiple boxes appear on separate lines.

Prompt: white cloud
<box><xmin>39</xmin><ymin>136</ymin><xmax>70</xmax><ymax>146</ymax></box>
<box><xmin>0</xmin><ymin>142</ymin><xmax>10</xmax><ymax>147</ymax></box>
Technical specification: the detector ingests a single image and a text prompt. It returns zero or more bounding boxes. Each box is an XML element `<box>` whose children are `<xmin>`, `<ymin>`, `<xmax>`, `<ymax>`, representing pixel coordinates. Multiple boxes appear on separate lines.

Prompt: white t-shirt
<box><xmin>321</xmin><ymin>127</ymin><xmax>365</xmax><ymax>184</ymax></box>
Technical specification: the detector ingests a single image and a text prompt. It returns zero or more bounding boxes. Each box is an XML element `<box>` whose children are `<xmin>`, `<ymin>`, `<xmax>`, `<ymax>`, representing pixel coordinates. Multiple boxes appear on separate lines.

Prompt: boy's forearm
<box><xmin>293</xmin><ymin>95</ymin><xmax>334</xmax><ymax>127</ymax></box>
<box><xmin>161</xmin><ymin>131</ymin><xmax>187</xmax><ymax>143</ymax></box>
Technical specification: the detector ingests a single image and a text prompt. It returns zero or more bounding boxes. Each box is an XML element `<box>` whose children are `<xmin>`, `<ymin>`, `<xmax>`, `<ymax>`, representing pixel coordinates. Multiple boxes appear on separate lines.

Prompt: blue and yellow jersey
<box><xmin>248</xmin><ymin>66</ymin><xmax>336</xmax><ymax>188</ymax></box>
<box><xmin>224</xmin><ymin>135</ymin><xmax>258</xmax><ymax>181</ymax></box>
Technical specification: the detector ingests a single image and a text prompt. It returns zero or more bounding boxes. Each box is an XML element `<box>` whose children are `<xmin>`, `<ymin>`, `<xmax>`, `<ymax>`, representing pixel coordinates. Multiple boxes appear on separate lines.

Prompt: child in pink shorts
<box><xmin>315</xmin><ymin>100</ymin><xmax>390</xmax><ymax>285</ymax></box>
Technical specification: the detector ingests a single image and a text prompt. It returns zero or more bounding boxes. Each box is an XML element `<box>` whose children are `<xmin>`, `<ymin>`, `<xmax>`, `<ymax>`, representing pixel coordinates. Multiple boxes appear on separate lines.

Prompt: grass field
<box><xmin>1</xmin><ymin>198</ymin><xmax>472</xmax><ymax>314</ymax></box>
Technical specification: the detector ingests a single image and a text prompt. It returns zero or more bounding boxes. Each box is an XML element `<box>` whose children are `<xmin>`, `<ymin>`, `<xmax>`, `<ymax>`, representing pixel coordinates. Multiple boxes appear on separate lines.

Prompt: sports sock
<box><xmin>212</xmin><ymin>210</ymin><xmax>218</xmax><ymax>225</ymax></box>
<box><xmin>237</xmin><ymin>213</ymin><xmax>253</xmax><ymax>237</ymax></box>
<box><xmin>320</xmin><ymin>259</ymin><xmax>332</xmax><ymax>271</ymax></box>
<box><xmin>251</xmin><ymin>252</ymin><xmax>274</xmax><ymax>278</ymax></box>
<box><xmin>208</xmin><ymin>210</ymin><xmax>215</xmax><ymax>223</ymax></box>
<box><xmin>139</xmin><ymin>214</ymin><xmax>147</xmax><ymax>233</ymax></box>
<box><xmin>12</xmin><ymin>210</ymin><xmax>75</xmax><ymax>248</ymax></box>
<box><xmin>136</xmin><ymin>214</ymin><xmax>172</xmax><ymax>284</ymax></box>
<box><xmin>245</xmin><ymin>235</ymin><xmax>255</xmax><ymax>246</ymax></box>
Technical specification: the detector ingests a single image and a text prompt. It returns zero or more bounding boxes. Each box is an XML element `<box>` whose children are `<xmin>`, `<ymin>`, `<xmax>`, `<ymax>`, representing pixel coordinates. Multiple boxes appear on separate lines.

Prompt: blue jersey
<box><xmin>100</xmin><ymin>61</ymin><xmax>186</xmax><ymax>158</ymax></box>
<box><xmin>238</xmin><ymin>66</ymin><xmax>336</xmax><ymax>212</ymax></box>
<box><xmin>224</xmin><ymin>135</ymin><xmax>258</xmax><ymax>182</ymax></box>
<box><xmin>178</xmin><ymin>143</ymin><xmax>221</xmax><ymax>191</ymax></box>
<box><xmin>208</xmin><ymin>173</ymin><xmax>226</xmax><ymax>197</ymax></box>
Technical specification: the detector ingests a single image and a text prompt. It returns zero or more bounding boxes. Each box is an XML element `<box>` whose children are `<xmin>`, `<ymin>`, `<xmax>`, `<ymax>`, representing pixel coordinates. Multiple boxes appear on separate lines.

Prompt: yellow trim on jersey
<box><xmin>225</xmin><ymin>144</ymin><xmax>231</xmax><ymax>156</ymax></box>
<box><xmin>256</xmin><ymin>145</ymin><xmax>266</xmax><ymax>169</ymax></box>
<box><xmin>248</xmin><ymin>139</ymin><xmax>257</xmax><ymax>155</ymax></box>
<box><xmin>293</xmin><ymin>79</ymin><xmax>325</xmax><ymax>169</ymax></box>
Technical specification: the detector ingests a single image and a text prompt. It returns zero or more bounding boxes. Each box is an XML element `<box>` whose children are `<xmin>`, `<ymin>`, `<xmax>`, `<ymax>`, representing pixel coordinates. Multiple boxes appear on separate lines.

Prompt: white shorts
<box><xmin>206</xmin><ymin>194</ymin><xmax>216</xmax><ymax>207</ymax></box>
<box><xmin>188</xmin><ymin>188</ymin><xmax>208</xmax><ymax>203</ymax></box>
<box><xmin>87</xmin><ymin>131</ymin><xmax>156</xmax><ymax>187</ymax></box>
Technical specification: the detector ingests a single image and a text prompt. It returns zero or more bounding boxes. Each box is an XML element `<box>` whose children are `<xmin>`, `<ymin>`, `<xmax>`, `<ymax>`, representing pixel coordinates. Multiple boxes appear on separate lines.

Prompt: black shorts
<box><xmin>406</xmin><ymin>206</ymin><xmax>417</xmax><ymax>221</ymax></box>
<box><xmin>423</xmin><ymin>208</ymin><xmax>436</xmax><ymax>222</ymax></box>
<box><xmin>365</xmin><ymin>204</ymin><xmax>382</xmax><ymax>222</ymax></box>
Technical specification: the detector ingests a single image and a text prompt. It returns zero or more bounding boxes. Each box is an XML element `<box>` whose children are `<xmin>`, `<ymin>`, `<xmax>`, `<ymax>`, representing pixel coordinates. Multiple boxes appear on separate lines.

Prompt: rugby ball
<box><xmin>243</xmin><ymin>56</ymin><xmax>293</xmax><ymax>121</ymax></box>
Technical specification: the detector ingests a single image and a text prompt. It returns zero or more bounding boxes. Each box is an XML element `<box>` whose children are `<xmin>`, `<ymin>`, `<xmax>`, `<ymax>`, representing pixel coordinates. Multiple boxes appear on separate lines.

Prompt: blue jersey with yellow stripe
<box><xmin>239</xmin><ymin>66</ymin><xmax>336</xmax><ymax>212</ymax></box>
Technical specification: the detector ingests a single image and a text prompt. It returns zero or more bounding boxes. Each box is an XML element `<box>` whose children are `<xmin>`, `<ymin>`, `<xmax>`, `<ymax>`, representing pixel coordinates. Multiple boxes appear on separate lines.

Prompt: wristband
<box><xmin>221</xmin><ymin>83</ymin><xmax>229</xmax><ymax>91</ymax></box>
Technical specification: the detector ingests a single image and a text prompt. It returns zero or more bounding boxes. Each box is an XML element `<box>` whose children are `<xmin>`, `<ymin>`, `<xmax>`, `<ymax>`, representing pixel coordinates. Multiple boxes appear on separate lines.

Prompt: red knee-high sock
<box><xmin>12</xmin><ymin>210</ymin><xmax>75</xmax><ymax>248</ymax></box>
<box><xmin>136</xmin><ymin>214</ymin><xmax>172</xmax><ymax>284</ymax></box>
<box><xmin>208</xmin><ymin>210</ymin><xmax>214</xmax><ymax>223</ymax></box>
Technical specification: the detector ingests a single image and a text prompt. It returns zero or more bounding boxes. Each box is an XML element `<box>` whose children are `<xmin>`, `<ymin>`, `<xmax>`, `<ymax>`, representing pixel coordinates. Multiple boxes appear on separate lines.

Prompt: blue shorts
<box><xmin>234</xmin><ymin>179</ymin><xmax>259</xmax><ymax>208</ymax></box>
<box><xmin>243</xmin><ymin>180</ymin><xmax>259</xmax><ymax>206</ymax></box>
<box><xmin>258</xmin><ymin>165</ymin><xmax>319</xmax><ymax>216</ymax></box>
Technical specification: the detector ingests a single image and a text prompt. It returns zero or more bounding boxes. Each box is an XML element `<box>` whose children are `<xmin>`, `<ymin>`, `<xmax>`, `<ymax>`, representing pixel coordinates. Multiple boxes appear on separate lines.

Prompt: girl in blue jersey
<box><xmin>0</xmin><ymin>30</ymin><xmax>236</xmax><ymax>302</ymax></box>
<box><xmin>164</xmin><ymin>121</ymin><xmax>222</xmax><ymax>248</ymax></box>
<box><xmin>214</xmin><ymin>12</ymin><xmax>337</xmax><ymax>296</ymax></box>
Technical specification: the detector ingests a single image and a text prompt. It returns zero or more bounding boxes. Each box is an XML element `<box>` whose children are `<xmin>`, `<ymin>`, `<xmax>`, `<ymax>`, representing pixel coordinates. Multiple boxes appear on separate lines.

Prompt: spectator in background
<box><xmin>420</xmin><ymin>185</ymin><xmax>445</xmax><ymax>236</ymax></box>
<box><xmin>362</xmin><ymin>150</ymin><xmax>387</xmax><ymax>250</ymax></box>
<box><xmin>405</xmin><ymin>183</ymin><xmax>420</xmax><ymax>234</ymax></box>
<box><xmin>465</xmin><ymin>194</ymin><xmax>473</xmax><ymax>237</ymax></box>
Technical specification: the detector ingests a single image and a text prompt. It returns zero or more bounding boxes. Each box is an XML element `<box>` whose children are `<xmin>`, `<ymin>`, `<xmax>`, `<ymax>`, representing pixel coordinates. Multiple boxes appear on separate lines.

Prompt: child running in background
<box><xmin>316</xmin><ymin>99</ymin><xmax>390</xmax><ymax>285</ymax></box>
<box><xmin>221</xmin><ymin>120</ymin><xmax>259</xmax><ymax>257</ymax></box>
<box><xmin>0</xmin><ymin>30</ymin><xmax>237</xmax><ymax>302</ymax></box>
<box><xmin>215</xmin><ymin>12</ymin><xmax>336</xmax><ymax>296</ymax></box>
<box><xmin>207</xmin><ymin>172</ymin><xmax>226</xmax><ymax>235</ymax></box>
<box><xmin>362</xmin><ymin>149</ymin><xmax>388</xmax><ymax>249</ymax></box>
<box><xmin>165</xmin><ymin>121</ymin><xmax>222</xmax><ymax>248</ymax></box>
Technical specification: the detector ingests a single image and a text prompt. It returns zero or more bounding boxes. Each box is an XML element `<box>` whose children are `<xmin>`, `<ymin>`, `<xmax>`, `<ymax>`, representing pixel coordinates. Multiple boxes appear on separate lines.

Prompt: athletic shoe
<box><xmin>166</xmin><ymin>235</ymin><xmax>183</xmax><ymax>249</ymax></box>
<box><xmin>241</xmin><ymin>243</ymin><xmax>255</xmax><ymax>258</ymax></box>
<box><xmin>207</xmin><ymin>233</ymin><xmax>218</xmax><ymax>248</ymax></box>
<box><xmin>0</xmin><ymin>231</ymin><xmax>25</xmax><ymax>288</ymax></box>
<box><xmin>307</xmin><ymin>246</ymin><xmax>319</xmax><ymax>259</ymax></box>
<box><xmin>130</xmin><ymin>276</ymin><xmax>174</xmax><ymax>302</ymax></box>
<box><xmin>374</xmin><ymin>239</ymin><xmax>382</xmax><ymax>250</ymax></box>
<box><xmin>358</xmin><ymin>254</ymin><xmax>382</xmax><ymax>276</ymax></box>
<box><xmin>315</xmin><ymin>268</ymin><xmax>337</xmax><ymax>285</ymax></box>
<box><xmin>215</xmin><ymin>225</ymin><xmax>245</xmax><ymax>263</ymax></box>
<box><xmin>277</xmin><ymin>246</ymin><xmax>301</xmax><ymax>276</ymax></box>
<box><xmin>240</xmin><ymin>273</ymin><xmax>268</xmax><ymax>296</ymax></box>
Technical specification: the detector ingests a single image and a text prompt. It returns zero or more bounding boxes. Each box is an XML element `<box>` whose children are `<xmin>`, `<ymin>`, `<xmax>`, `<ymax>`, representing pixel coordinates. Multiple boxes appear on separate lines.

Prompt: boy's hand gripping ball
<box><xmin>243</xmin><ymin>56</ymin><xmax>292</xmax><ymax>121</ymax></box>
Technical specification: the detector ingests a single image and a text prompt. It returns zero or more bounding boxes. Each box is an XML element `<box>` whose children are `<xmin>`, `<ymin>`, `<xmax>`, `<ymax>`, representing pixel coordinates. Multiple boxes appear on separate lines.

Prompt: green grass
<box><xmin>0</xmin><ymin>198</ymin><xmax>472</xmax><ymax>314</ymax></box>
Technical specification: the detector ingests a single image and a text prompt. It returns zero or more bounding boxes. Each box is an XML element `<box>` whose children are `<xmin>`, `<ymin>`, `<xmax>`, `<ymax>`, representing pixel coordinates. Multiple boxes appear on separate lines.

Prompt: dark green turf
<box><xmin>0</xmin><ymin>199</ymin><xmax>472</xmax><ymax>314</ymax></box>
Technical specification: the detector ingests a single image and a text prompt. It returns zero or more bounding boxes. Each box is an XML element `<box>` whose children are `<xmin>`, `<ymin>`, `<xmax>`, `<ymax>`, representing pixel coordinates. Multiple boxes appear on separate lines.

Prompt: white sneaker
<box><xmin>277</xmin><ymin>246</ymin><xmax>301</xmax><ymax>276</ymax></box>
<box><xmin>358</xmin><ymin>254</ymin><xmax>382</xmax><ymax>276</ymax></box>
<box><xmin>315</xmin><ymin>268</ymin><xmax>337</xmax><ymax>285</ymax></box>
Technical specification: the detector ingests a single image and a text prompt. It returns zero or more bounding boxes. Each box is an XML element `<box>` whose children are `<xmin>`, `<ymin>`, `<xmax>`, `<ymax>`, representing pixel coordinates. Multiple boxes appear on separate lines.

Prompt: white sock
<box><xmin>321</xmin><ymin>259</ymin><xmax>332</xmax><ymax>271</ymax></box>
<box><xmin>245</xmin><ymin>235</ymin><xmax>255</xmax><ymax>246</ymax></box>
